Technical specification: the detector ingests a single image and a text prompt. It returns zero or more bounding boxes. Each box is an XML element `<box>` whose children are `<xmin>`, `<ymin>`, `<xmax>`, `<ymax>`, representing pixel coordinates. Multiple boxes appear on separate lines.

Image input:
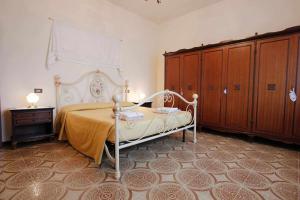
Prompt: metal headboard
<box><xmin>54</xmin><ymin>70</ymin><xmax>129</xmax><ymax>112</ymax></box>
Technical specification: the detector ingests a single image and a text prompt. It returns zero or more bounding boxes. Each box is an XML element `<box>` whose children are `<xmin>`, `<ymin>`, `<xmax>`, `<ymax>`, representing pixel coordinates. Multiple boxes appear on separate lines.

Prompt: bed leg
<box><xmin>182</xmin><ymin>130</ymin><xmax>186</xmax><ymax>142</ymax></box>
<box><xmin>115</xmin><ymin>129</ymin><xmax>121</xmax><ymax>179</ymax></box>
<box><xmin>113</xmin><ymin>94</ymin><xmax>121</xmax><ymax>180</ymax></box>
<box><xmin>193</xmin><ymin>125</ymin><xmax>197</xmax><ymax>144</ymax></box>
<box><xmin>192</xmin><ymin>94</ymin><xmax>198</xmax><ymax>144</ymax></box>
<box><xmin>114</xmin><ymin>146</ymin><xmax>121</xmax><ymax>179</ymax></box>
<box><xmin>115</xmin><ymin>160</ymin><xmax>121</xmax><ymax>179</ymax></box>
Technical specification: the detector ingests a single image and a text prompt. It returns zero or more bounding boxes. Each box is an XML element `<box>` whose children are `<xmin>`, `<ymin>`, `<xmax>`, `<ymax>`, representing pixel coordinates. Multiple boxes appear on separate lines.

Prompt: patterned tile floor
<box><xmin>0</xmin><ymin>132</ymin><xmax>299</xmax><ymax>200</ymax></box>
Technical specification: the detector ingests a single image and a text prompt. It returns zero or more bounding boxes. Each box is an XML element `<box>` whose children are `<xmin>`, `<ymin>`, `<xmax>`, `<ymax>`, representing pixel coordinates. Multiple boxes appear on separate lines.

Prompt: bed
<box><xmin>55</xmin><ymin>70</ymin><xmax>198</xmax><ymax>179</ymax></box>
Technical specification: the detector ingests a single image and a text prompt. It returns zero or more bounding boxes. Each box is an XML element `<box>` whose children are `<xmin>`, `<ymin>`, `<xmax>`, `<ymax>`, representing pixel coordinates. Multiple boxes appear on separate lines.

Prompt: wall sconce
<box><xmin>26</xmin><ymin>93</ymin><xmax>39</xmax><ymax>108</ymax></box>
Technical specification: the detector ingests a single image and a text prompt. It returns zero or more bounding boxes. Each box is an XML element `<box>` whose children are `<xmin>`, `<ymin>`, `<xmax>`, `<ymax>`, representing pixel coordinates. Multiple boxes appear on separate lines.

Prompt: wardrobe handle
<box><xmin>180</xmin><ymin>88</ymin><xmax>184</xmax><ymax>96</ymax></box>
<box><xmin>224</xmin><ymin>88</ymin><xmax>228</xmax><ymax>95</ymax></box>
<box><xmin>289</xmin><ymin>88</ymin><xmax>297</xmax><ymax>102</ymax></box>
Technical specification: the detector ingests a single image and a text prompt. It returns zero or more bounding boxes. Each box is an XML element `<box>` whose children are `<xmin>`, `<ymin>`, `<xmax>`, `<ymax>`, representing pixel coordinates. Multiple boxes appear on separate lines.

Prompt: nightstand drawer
<box><xmin>15</xmin><ymin>117</ymin><xmax>52</xmax><ymax>125</ymax></box>
<box><xmin>15</xmin><ymin>111</ymin><xmax>51</xmax><ymax>119</ymax></box>
<box><xmin>14</xmin><ymin>111</ymin><xmax>52</xmax><ymax>125</ymax></box>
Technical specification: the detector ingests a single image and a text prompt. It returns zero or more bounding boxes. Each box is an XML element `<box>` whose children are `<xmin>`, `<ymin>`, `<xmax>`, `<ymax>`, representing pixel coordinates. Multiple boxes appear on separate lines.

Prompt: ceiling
<box><xmin>108</xmin><ymin>0</ymin><xmax>222</xmax><ymax>23</ymax></box>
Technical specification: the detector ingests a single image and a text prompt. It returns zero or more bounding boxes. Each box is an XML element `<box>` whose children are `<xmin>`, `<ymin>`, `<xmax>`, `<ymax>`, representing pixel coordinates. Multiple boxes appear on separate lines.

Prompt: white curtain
<box><xmin>47</xmin><ymin>21</ymin><xmax>121</xmax><ymax>69</ymax></box>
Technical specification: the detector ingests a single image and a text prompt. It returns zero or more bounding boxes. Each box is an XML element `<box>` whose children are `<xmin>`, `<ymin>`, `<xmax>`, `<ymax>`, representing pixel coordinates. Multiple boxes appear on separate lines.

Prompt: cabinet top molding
<box><xmin>164</xmin><ymin>25</ymin><xmax>300</xmax><ymax>56</ymax></box>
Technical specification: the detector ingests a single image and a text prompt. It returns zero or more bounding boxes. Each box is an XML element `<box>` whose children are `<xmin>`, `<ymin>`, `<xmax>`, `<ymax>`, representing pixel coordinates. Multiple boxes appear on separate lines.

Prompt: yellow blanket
<box><xmin>55</xmin><ymin>102</ymin><xmax>133</xmax><ymax>164</ymax></box>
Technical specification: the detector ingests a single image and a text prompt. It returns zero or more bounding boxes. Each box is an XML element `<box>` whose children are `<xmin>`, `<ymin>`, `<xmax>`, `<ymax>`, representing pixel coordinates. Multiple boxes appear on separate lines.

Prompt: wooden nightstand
<box><xmin>10</xmin><ymin>107</ymin><xmax>55</xmax><ymax>148</ymax></box>
<box><xmin>133</xmin><ymin>101</ymin><xmax>152</xmax><ymax>108</ymax></box>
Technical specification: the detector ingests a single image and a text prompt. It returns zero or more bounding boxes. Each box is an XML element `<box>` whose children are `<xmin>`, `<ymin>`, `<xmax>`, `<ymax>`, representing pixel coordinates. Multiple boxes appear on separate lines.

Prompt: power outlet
<box><xmin>34</xmin><ymin>88</ymin><xmax>43</xmax><ymax>93</ymax></box>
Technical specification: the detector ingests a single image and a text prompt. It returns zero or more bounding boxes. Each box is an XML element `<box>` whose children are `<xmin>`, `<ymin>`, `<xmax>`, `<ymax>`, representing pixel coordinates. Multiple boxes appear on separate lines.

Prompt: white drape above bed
<box><xmin>46</xmin><ymin>20</ymin><xmax>121</xmax><ymax>69</ymax></box>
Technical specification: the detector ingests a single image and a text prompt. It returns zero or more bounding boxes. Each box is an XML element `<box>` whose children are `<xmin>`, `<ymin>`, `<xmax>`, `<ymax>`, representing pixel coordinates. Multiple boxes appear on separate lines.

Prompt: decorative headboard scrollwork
<box><xmin>54</xmin><ymin>70</ymin><xmax>128</xmax><ymax>112</ymax></box>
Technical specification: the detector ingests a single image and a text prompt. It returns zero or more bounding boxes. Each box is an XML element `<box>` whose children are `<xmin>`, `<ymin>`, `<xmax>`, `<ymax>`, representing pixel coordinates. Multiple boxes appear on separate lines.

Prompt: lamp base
<box><xmin>28</xmin><ymin>104</ymin><xmax>37</xmax><ymax>109</ymax></box>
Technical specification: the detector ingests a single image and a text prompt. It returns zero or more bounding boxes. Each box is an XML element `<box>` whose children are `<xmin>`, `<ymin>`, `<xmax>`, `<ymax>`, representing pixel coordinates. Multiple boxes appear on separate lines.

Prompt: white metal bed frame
<box><xmin>55</xmin><ymin>70</ymin><xmax>198</xmax><ymax>179</ymax></box>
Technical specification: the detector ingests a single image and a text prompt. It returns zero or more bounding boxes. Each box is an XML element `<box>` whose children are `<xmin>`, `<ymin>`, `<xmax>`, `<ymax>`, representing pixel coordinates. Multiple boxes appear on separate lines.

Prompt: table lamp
<box><xmin>26</xmin><ymin>93</ymin><xmax>39</xmax><ymax>108</ymax></box>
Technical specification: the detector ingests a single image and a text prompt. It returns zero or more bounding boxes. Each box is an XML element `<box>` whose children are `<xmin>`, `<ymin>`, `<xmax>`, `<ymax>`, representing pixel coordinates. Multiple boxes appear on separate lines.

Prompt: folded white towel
<box><xmin>119</xmin><ymin>111</ymin><xmax>144</xmax><ymax>121</ymax></box>
<box><xmin>153</xmin><ymin>107</ymin><xmax>179</xmax><ymax>114</ymax></box>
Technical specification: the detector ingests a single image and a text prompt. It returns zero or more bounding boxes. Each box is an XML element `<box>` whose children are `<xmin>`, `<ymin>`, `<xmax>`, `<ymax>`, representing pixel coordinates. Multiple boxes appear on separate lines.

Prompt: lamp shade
<box><xmin>26</xmin><ymin>93</ymin><xmax>39</xmax><ymax>107</ymax></box>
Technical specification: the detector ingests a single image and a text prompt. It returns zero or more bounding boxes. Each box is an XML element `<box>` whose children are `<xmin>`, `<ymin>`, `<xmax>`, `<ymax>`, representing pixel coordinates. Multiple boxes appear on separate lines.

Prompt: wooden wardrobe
<box><xmin>165</xmin><ymin>26</ymin><xmax>300</xmax><ymax>144</ymax></box>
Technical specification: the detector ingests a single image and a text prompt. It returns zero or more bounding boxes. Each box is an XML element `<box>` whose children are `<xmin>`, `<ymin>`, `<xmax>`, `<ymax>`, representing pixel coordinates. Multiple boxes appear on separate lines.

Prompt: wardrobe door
<box><xmin>165</xmin><ymin>55</ymin><xmax>181</xmax><ymax>107</ymax></box>
<box><xmin>294</xmin><ymin>34</ymin><xmax>300</xmax><ymax>140</ymax></box>
<box><xmin>201</xmin><ymin>48</ymin><xmax>225</xmax><ymax>127</ymax></box>
<box><xmin>224</xmin><ymin>43</ymin><xmax>254</xmax><ymax>132</ymax></box>
<box><xmin>181</xmin><ymin>52</ymin><xmax>200</xmax><ymax>103</ymax></box>
<box><xmin>253</xmin><ymin>36</ymin><xmax>297</xmax><ymax>137</ymax></box>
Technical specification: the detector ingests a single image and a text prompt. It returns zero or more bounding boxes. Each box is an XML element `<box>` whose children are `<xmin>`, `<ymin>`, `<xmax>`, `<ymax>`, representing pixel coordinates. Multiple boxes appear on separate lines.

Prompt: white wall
<box><xmin>0</xmin><ymin>0</ymin><xmax>159</xmax><ymax>141</ymax></box>
<box><xmin>156</xmin><ymin>0</ymin><xmax>300</xmax><ymax>92</ymax></box>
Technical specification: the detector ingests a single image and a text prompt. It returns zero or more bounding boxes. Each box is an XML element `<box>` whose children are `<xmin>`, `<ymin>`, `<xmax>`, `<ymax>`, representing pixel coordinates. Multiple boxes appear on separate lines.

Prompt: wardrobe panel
<box><xmin>225</xmin><ymin>43</ymin><xmax>254</xmax><ymax>131</ymax></box>
<box><xmin>181</xmin><ymin>52</ymin><xmax>200</xmax><ymax>102</ymax></box>
<box><xmin>165</xmin><ymin>56</ymin><xmax>181</xmax><ymax>107</ymax></box>
<box><xmin>253</xmin><ymin>37</ymin><xmax>294</xmax><ymax>136</ymax></box>
<box><xmin>201</xmin><ymin>49</ymin><xmax>224</xmax><ymax>126</ymax></box>
<box><xmin>294</xmin><ymin>35</ymin><xmax>300</xmax><ymax>139</ymax></box>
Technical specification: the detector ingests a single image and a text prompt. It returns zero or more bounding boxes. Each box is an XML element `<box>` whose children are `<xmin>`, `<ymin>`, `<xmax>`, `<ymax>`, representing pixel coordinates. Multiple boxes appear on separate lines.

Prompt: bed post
<box><xmin>112</xmin><ymin>94</ymin><xmax>121</xmax><ymax>179</ymax></box>
<box><xmin>193</xmin><ymin>94</ymin><xmax>198</xmax><ymax>144</ymax></box>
